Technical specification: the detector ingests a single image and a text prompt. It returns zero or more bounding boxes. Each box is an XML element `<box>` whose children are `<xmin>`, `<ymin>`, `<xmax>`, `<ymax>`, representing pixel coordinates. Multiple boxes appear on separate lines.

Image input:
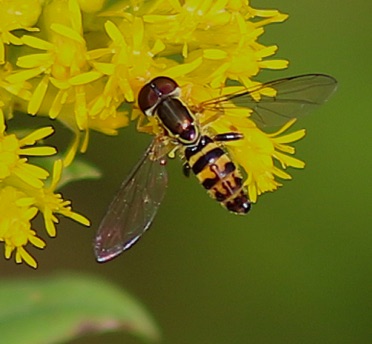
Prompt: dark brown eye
<box><xmin>138</xmin><ymin>84</ymin><xmax>159</xmax><ymax>113</ymax></box>
<box><xmin>138</xmin><ymin>76</ymin><xmax>179</xmax><ymax>114</ymax></box>
<box><xmin>151</xmin><ymin>76</ymin><xmax>178</xmax><ymax>96</ymax></box>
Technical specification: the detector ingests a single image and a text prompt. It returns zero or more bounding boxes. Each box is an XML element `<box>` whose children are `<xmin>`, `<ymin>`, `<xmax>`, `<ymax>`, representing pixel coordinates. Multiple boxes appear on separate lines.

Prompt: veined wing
<box><xmin>199</xmin><ymin>74</ymin><xmax>338</xmax><ymax>127</ymax></box>
<box><xmin>94</xmin><ymin>139</ymin><xmax>168</xmax><ymax>263</ymax></box>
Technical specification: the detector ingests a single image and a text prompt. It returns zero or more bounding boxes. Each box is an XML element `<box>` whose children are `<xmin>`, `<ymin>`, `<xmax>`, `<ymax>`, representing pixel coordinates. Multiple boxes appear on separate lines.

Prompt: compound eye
<box><xmin>138</xmin><ymin>84</ymin><xmax>159</xmax><ymax>114</ymax></box>
<box><xmin>138</xmin><ymin>76</ymin><xmax>180</xmax><ymax>115</ymax></box>
<box><xmin>152</xmin><ymin>76</ymin><xmax>179</xmax><ymax>96</ymax></box>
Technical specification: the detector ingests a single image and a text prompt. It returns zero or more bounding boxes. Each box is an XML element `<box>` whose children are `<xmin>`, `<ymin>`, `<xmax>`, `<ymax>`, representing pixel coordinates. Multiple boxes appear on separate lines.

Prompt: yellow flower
<box><xmin>0</xmin><ymin>114</ymin><xmax>90</xmax><ymax>268</ymax></box>
<box><xmin>0</xmin><ymin>116</ymin><xmax>56</xmax><ymax>188</ymax></box>
<box><xmin>0</xmin><ymin>186</ymin><xmax>45</xmax><ymax>269</ymax></box>
<box><xmin>34</xmin><ymin>159</ymin><xmax>90</xmax><ymax>238</ymax></box>
<box><xmin>142</xmin><ymin>0</ymin><xmax>288</xmax><ymax>87</ymax></box>
<box><xmin>5</xmin><ymin>1</ymin><xmax>133</xmax><ymax>162</ymax></box>
<box><xmin>6</xmin><ymin>0</ymin><xmax>102</xmax><ymax>129</ymax></box>
<box><xmin>0</xmin><ymin>0</ymin><xmax>41</xmax><ymax>64</ymax></box>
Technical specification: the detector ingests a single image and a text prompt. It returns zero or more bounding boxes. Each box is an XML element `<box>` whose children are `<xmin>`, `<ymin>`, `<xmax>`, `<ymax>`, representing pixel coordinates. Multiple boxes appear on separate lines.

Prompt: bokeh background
<box><xmin>4</xmin><ymin>1</ymin><xmax>372</xmax><ymax>343</ymax></box>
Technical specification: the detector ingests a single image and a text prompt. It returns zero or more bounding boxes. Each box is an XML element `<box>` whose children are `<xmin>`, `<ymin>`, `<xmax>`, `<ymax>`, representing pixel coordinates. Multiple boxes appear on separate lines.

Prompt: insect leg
<box><xmin>136</xmin><ymin>114</ymin><xmax>153</xmax><ymax>133</ymax></box>
<box><xmin>167</xmin><ymin>144</ymin><xmax>179</xmax><ymax>159</ymax></box>
<box><xmin>213</xmin><ymin>132</ymin><xmax>244</xmax><ymax>142</ymax></box>
<box><xmin>183</xmin><ymin>162</ymin><xmax>191</xmax><ymax>177</ymax></box>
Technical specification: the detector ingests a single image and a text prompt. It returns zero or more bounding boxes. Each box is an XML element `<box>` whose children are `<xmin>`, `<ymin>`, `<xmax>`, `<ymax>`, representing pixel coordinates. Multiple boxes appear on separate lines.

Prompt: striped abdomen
<box><xmin>184</xmin><ymin>136</ymin><xmax>251</xmax><ymax>214</ymax></box>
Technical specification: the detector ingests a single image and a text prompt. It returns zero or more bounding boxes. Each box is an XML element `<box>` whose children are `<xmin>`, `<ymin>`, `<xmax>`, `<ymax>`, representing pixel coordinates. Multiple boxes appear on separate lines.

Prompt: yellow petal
<box><xmin>166</xmin><ymin>57</ymin><xmax>202</xmax><ymax>78</ymax></box>
<box><xmin>105</xmin><ymin>21</ymin><xmax>124</xmax><ymax>44</ymax></box>
<box><xmin>49</xmin><ymin>90</ymin><xmax>68</xmax><ymax>119</ymax></box>
<box><xmin>259</xmin><ymin>59</ymin><xmax>288</xmax><ymax>70</ymax></box>
<box><xmin>50</xmin><ymin>23</ymin><xmax>85</xmax><ymax>45</ymax></box>
<box><xmin>6</xmin><ymin>67</ymin><xmax>44</xmax><ymax>83</ymax></box>
<box><xmin>20</xmin><ymin>126</ymin><xmax>54</xmax><ymax>145</ymax></box>
<box><xmin>21</xmin><ymin>35</ymin><xmax>53</xmax><ymax>50</ymax></box>
<box><xmin>18</xmin><ymin>246</ymin><xmax>37</xmax><ymax>268</ymax></box>
<box><xmin>69</xmin><ymin>71</ymin><xmax>103</xmax><ymax>85</ymax></box>
<box><xmin>28</xmin><ymin>75</ymin><xmax>49</xmax><ymax>115</ymax></box>
<box><xmin>29</xmin><ymin>235</ymin><xmax>46</xmax><ymax>249</ymax></box>
<box><xmin>20</xmin><ymin>147</ymin><xmax>57</xmax><ymax>156</ymax></box>
<box><xmin>203</xmin><ymin>49</ymin><xmax>228</xmax><ymax>60</ymax></box>
<box><xmin>92</xmin><ymin>62</ymin><xmax>115</xmax><ymax>75</ymax></box>
<box><xmin>17</xmin><ymin>53</ymin><xmax>53</xmax><ymax>68</ymax></box>
<box><xmin>50</xmin><ymin>159</ymin><xmax>63</xmax><ymax>190</ymax></box>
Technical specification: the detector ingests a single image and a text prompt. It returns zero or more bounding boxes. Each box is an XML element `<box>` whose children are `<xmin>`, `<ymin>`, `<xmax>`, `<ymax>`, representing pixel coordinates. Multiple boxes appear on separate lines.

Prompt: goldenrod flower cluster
<box><xmin>0</xmin><ymin>0</ymin><xmax>306</xmax><ymax>267</ymax></box>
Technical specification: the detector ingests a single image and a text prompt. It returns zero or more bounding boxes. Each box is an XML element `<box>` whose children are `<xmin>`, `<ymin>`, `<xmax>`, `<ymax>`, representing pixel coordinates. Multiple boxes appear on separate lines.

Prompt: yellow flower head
<box><xmin>0</xmin><ymin>113</ymin><xmax>89</xmax><ymax>268</ymax></box>
<box><xmin>0</xmin><ymin>186</ymin><xmax>45</xmax><ymax>268</ymax></box>
<box><xmin>0</xmin><ymin>117</ymin><xmax>56</xmax><ymax>188</ymax></box>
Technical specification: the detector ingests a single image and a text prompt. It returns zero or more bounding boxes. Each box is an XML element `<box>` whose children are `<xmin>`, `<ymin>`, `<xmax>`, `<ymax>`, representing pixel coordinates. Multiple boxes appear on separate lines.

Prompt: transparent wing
<box><xmin>94</xmin><ymin>139</ymin><xmax>168</xmax><ymax>263</ymax></box>
<box><xmin>200</xmin><ymin>74</ymin><xmax>338</xmax><ymax>127</ymax></box>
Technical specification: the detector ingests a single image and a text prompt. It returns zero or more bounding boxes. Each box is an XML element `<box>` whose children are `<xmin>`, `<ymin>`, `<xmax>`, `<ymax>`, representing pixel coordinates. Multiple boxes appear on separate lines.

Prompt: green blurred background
<box><xmin>4</xmin><ymin>1</ymin><xmax>372</xmax><ymax>343</ymax></box>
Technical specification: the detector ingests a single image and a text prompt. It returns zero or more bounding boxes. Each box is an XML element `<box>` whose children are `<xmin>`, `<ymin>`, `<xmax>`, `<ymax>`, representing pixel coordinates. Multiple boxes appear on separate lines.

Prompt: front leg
<box><xmin>213</xmin><ymin>132</ymin><xmax>244</xmax><ymax>142</ymax></box>
<box><xmin>182</xmin><ymin>162</ymin><xmax>191</xmax><ymax>177</ymax></box>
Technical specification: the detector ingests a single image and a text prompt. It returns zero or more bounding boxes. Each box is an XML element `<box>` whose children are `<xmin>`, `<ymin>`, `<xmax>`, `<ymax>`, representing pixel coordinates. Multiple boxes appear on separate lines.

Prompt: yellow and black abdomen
<box><xmin>184</xmin><ymin>136</ymin><xmax>251</xmax><ymax>214</ymax></box>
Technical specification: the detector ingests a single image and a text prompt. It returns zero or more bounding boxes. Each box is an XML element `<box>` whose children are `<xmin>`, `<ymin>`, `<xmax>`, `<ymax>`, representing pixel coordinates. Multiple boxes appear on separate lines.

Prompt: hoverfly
<box><xmin>94</xmin><ymin>74</ymin><xmax>337</xmax><ymax>262</ymax></box>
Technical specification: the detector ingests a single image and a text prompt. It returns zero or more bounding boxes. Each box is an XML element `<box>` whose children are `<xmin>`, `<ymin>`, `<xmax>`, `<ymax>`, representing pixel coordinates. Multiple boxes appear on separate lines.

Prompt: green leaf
<box><xmin>31</xmin><ymin>156</ymin><xmax>102</xmax><ymax>188</ymax></box>
<box><xmin>57</xmin><ymin>158</ymin><xmax>102</xmax><ymax>188</ymax></box>
<box><xmin>0</xmin><ymin>273</ymin><xmax>160</xmax><ymax>344</ymax></box>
